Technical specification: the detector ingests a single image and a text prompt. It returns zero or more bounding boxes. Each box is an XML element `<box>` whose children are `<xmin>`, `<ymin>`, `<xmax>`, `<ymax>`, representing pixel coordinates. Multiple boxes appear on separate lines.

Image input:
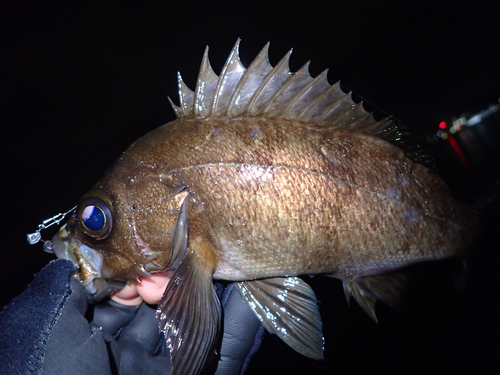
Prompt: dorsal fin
<box><xmin>169</xmin><ymin>39</ymin><xmax>436</xmax><ymax>171</ymax></box>
<box><xmin>169</xmin><ymin>38</ymin><xmax>379</xmax><ymax>130</ymax></box>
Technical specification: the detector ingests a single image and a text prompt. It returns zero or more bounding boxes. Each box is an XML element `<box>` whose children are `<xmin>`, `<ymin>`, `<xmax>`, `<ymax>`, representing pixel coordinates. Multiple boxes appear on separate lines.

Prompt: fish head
<box><xmin>52</xmin><ymin>168</ymin><xmax>190</xmax><ymax>301</ymax></box>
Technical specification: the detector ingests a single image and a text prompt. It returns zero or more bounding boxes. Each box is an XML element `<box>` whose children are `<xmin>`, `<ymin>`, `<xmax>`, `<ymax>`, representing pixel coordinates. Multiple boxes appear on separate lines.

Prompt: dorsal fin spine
<box><xmin>227</xmin><ymin>42</ymin><xmax>272</xmax><ymax>117</ymax></box>
<box><xmin>343</xmin><ymin>103</ymin><xmax>375</xmax><ymax>129</ymax></box>
<box><xmin>281</xmin><ymin>67</ymin><xmax>324</xmax><ymax>116</ymax></box>
<box><xmin>335</xmin><ymin>101</ymin><xmax>366</xmax><ymax>129</ymax></box>
<box><xmin>248</xmin><ymin>49</ymin><xmax>293</xmax><ymax>116</ymax></box>
<box><xmin>194</xmin><ymin>46</ymin><xmax>218</xmax><ymax>118</ymax></box>
<box><xmin>264</xmin><ymin>61</ymin><xmax>312</xmax><ymax>116</ymax></box>
<box><xmin>288</xmin><ymin>69</ymin><xmax>330</xmax><ymax>119</ymax></box>
<box><xmin>177</xmin><ymin>72</ymin><xmax>195</xmax><ymax>118</ymax></box>
<box><xmin>300</xmin><ymin>82</ymin><xmax>343</xmax><ymax>122</ymax></box>
<box><xmin>168</xmin><ymin>96</ymin><xmax>182</xmax><ymax>118</ymax></box>
<box><xmin>173</xmin><ymin>40</ymin><xmax>377</xmax><ymax>133</ymax></box>
<box><xmin>213</xmin><ymin>39</ymin><xmax>245</xmax><ymax>116</ymax></box>
<box><xmin>349</xmin><ymin>111</ymin><xmax>377</xmax><ymax>131</ymax></box>
<box><xmin>318</xmin><ymin>92</ymin><xmax>352</xmax><ymax>123</ymax></box>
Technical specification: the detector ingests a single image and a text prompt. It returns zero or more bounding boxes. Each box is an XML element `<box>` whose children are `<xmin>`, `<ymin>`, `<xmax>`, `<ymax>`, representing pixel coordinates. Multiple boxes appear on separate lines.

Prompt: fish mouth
<box><xmin>52</xmin><ymin>224</ymin><xmax>123</xmax><ymax>301</ymax></box>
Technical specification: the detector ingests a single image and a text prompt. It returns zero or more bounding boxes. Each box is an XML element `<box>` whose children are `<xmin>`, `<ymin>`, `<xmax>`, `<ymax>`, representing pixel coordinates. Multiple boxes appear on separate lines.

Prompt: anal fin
<box><xmin>236</xmin><ymin>277</ymin><xmax>324</xmax><ymax>360</ymax></box>
<box><xmin>343</xmin><ymin>273</ymin><xmax>406</xmax><ymax>322</ymax></box>
<box><xmin>156</xmin><ymin>248</ymin><xmax>221</xmax><ymax>375</ymax></box>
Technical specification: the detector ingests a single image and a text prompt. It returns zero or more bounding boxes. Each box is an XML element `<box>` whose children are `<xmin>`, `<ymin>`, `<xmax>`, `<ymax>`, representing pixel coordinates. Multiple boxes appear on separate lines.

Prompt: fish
<box><xmin>49</xmin><ymin>39</ymin><xmax>477</xmax><ymax>375</ymax></box>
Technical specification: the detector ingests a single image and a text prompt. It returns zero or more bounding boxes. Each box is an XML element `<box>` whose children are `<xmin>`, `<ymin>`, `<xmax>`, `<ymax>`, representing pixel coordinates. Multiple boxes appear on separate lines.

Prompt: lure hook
<box><xmin>26</xmin><ymin>206</ymin><xmax>76</xmax><ymax>252</ymax></box>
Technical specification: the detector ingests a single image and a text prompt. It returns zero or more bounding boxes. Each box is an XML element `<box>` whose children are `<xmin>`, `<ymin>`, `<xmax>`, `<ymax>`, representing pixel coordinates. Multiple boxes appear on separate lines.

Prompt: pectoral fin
<box><xmin>156</xmin><ymin>249</ymin><xmax>221</xmax><ymax>375</ymax></box>
<box><xmin>169</xmin><ymin>194</ymin><xmax>189</xmax><ymax>270</ymax></box>
<box><xmin>342</xmin><ymin>273</ymin><xmax>406</xmax><ymax>322</ymax></box>
<box><xmin>236</xmin><ymin>277</ymin><xmax>324</xmax><ymax>360</ymax></box>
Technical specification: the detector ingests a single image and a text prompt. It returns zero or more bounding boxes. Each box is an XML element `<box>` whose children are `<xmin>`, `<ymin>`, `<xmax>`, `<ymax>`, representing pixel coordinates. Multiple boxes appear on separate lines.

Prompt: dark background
<box><xmin>1</xmin><ymin>1</ymin><xmax>499</xmax><ymax>374</ymax></box>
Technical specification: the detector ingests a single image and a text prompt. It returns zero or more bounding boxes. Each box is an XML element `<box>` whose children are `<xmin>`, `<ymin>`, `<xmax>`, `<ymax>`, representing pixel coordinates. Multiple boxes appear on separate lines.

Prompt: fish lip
<box><xmin>52</xmin><ymin>224</ymin><xmax>73</xmax><ymax>261</ymax></box>
<box><xmin>52</xmin><ymin>225</ymin><xmax>112</xmax><ymax>301</ymax></box>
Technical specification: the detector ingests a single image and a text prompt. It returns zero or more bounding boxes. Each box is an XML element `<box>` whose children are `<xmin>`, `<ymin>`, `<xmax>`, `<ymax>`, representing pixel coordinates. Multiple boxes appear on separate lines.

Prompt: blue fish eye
<box><xmin>81</xmin><ymin>205</ymin><xmax>106</xmax><ymax>232</ymax></box>
<box><xmin>78</xmin><ymin>192</ymin><xmax>113</xmax><ymax>240</ymax></box>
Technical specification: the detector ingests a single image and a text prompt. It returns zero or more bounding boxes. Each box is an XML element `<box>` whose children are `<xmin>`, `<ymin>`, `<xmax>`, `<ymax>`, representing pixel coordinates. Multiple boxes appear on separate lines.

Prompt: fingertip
<box><xmin>111</xmin><ymin>281</ymin><xmax>143</xmax><ymax>306</ymax></box>
<box><xmin>136</xmin><ymin>273</ymin><xmax>171</xmax><ymax>304</ymax></box>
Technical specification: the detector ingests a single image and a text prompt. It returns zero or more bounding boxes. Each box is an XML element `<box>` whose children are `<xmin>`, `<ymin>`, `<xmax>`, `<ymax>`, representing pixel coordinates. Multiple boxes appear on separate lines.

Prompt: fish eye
<box><xmin>81</xmin><ymin>205</ymin><xmax>105</xmax><ymax>231</ymax></box>
<box><xmin>77</xmin><ymin>192</ymin><xmax>113</xmax><ymax>240</ymax></box>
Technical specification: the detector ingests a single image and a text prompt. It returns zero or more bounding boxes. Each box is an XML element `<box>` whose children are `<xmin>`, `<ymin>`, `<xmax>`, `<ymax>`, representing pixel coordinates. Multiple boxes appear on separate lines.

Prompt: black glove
<box><xmin>0</xmin><ymin>259</ymin><xmax>264</xmax><ymax>375</ymax></box>
<box><xmin>217</xmin><ymin>283</ymin><xmax>265</xmax><ymax>374</ymax></box>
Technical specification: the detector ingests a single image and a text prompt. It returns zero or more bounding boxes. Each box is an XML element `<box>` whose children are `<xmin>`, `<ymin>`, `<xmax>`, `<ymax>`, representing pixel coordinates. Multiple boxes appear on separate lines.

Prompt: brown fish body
<box><xmin>105</xmin><ymin>116</ymin><xmax>473</xmax><ymax>282</ymax></box>
<box><xmin>50</xmin><ymin>40</ymin><xmax>477</xmax><ymax>375</ymax></box>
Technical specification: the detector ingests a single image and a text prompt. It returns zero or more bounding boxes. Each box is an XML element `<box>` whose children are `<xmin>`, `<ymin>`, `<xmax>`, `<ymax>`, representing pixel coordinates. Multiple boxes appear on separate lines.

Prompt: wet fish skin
<box><xmin>50</xmin><ymin>40</ymin><xmax>478</xmax><ymax>375</ymax></box>
<box><xmin>109</xmin><ymin>116</ymin><xmax>473</xmax><ymax>282</ymax></box>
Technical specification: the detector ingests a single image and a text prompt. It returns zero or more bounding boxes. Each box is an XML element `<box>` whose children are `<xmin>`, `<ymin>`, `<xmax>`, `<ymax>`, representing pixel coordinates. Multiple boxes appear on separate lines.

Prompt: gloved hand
<box><xmin>0</xmin><ymin>259</ymin><xmax>264</xmax><ymax>375</ymax></box>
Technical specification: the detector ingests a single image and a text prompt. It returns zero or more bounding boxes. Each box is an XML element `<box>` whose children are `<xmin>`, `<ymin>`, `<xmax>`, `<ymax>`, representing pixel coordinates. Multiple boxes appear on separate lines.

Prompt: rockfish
<box><xmin>49</xmin><ymin>39</ymin><xmax>476</xmax><ymax>375</ymax></box>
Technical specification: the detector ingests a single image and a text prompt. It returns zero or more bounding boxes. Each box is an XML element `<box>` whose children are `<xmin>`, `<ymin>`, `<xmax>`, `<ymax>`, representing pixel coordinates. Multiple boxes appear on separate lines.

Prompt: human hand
<box><xmin>0</xmin><ymin>259</ymin><xmax>264</xmax><ymax>375</ymax></box>
<box><xmin>109</xmin><ymin>273</ymin><xmax>172</xmax><ymax>306</ymax></box>
<box><xmin>109</xmin><ymin>273</ymin><xmax>266</xmax><ymax>375</ymax></box>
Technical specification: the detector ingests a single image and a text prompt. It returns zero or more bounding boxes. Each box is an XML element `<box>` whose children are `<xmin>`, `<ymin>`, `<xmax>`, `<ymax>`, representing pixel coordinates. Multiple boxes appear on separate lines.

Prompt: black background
<box><xmin>1</xmin><ymin>1</ymin><xmax>500</xmax><ymax>374</ymax></box>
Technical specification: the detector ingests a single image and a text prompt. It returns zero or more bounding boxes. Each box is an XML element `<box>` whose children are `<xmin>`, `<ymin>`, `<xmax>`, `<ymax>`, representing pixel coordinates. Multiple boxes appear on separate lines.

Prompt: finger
<box><xmin>119</xmin><ymin>303</ymin><xmax>161</xmax><ymax>351</ymax></box>
<box><xmin>216</xmin><ymin>283</ymin><xmax>265</xmax><ymax>375</ymax></box>
<box><xmin>110</xmin><ymin>273</ymin><xmax>171</xmax><ymax>306</ymax></box>
<box><xmin>135</xmin><ymin>273</ymin><xmax>171</xmax><ymax>304</ymax></box>
<box><xmin>97</xmin><ymin>274</ymin><xmax>167</xmax><ymax>335</ymax></box>
<box><xmin>111</xmin><ymin>281</ymin><xmax>143</xmax><ymax>306</ymax></box>
<box><xmin>117</xmin><ymin>303</ymin><xmax>172</xmax><ymax>375</ymax></box>
<box><xmin>93</xmin><ymin>299</ymin><xmax>140</xmax><ymax>336</ymax></box>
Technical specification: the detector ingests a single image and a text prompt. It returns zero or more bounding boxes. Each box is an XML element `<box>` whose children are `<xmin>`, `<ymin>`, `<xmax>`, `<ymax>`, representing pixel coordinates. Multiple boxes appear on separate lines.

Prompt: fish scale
<box><xmin>48</xmin><ymin>40</ymin><xmax>477</xmax><ymax>375</ymax></box>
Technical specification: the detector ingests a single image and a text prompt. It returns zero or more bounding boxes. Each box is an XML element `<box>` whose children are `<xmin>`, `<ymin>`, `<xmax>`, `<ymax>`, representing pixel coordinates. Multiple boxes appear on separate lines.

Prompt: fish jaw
<box><xmin>51</xmin><ymin>224</ymin><xmax>122</xmax><ymax>301</ymax></box>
